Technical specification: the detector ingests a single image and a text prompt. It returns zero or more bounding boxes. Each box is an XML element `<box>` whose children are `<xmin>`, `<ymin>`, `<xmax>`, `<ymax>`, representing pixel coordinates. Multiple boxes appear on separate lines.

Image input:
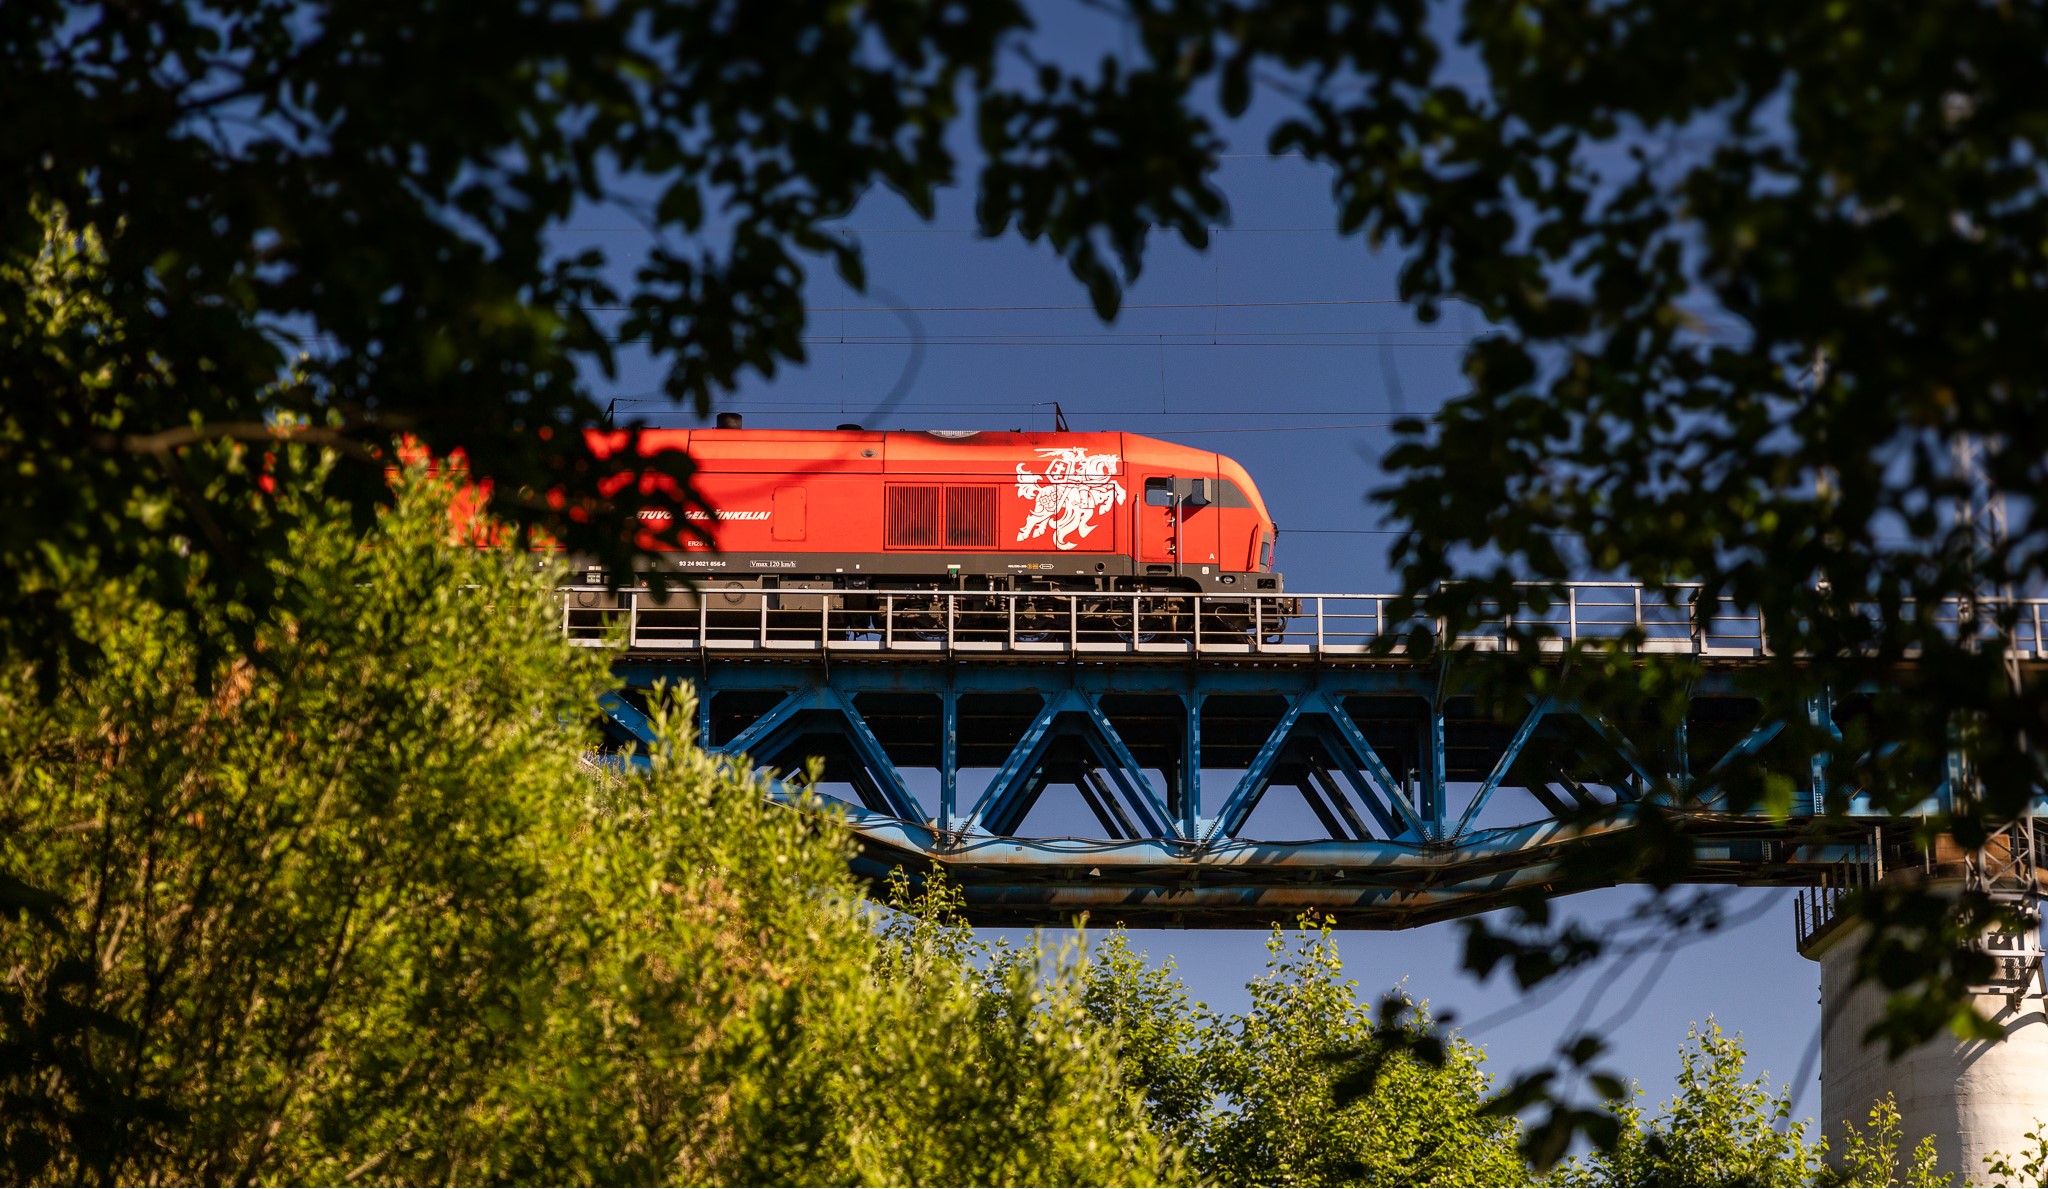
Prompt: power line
<box><xmin>1286</xmin><ymin>526</ymin><xmax>1590</xmax><ymax>539</ymax></box>
<box><xmin>618</xmin><ymin>409</ymin><xmax>1417</xmax><ymax>431</ymax></box>
<box><xmin>578</xmin><ymin>297</ymin><xmax>1421</xmax><ymax>312</ymax></box>
<box><xmin>611</xmin><ymin>393</ymin><xmax>1383</xmax><ymax>406</ymax></box>
<box><xmin>813</xmin><ymin>330</ymin><xmax>1475</xmax><ymax>339</ymax></box>
<box><xmin>561</xmin><ymin>224</ymin><xmax>1361</xmax><ymax>234</ymax></box>
<box><xmin>787</xmin><ymin>338</ymin><xmax>1477</xmax><ymax>349</ymax></box>
<box><xmin>619</xmin><ymin>409</ymin><xmax>1422</xmax><ymax>417</ymax></box>
<box><xmin>609</xmin><ymin>397</ymin><xmax>1063</xmax><ymax>408</ymax></box>
<box><xmin>291</xmin><ymin>333</ymin><xmax>1480</xmax><ymax>351</ymax></box>
<box><xmin>1134</xmin><ymin>422</ymin><xmax>1405</xmax><ymax>434</ymax></box>
<box><xmin>617</xmin><ymin>409</ymin><xmax>1420</xmax><ymax>432</ymax></box>
<box><xmin>612</xmin><ymin>400</ymin><xmax>1417</xmax><ymax>414</ymax></box>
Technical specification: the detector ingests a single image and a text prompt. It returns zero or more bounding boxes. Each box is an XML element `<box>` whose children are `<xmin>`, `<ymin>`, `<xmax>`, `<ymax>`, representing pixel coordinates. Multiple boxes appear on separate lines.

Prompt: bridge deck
<box><xmin>562</xmin><ymin>583</ymin><xmax>2048</xmax><ymax>664</ymax></box>
<box><xmin>577</xmin><ymin>583</ymin><xmax>2047</xmax><ymax>927</ymax></box>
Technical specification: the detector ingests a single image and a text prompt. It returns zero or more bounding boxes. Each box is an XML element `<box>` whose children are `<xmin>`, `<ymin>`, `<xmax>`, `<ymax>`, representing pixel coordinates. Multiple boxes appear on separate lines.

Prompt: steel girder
<box><xmin>596</xmin><ymin>657</ymin><xmax>2002</xmax><ymax>927</ymax></box>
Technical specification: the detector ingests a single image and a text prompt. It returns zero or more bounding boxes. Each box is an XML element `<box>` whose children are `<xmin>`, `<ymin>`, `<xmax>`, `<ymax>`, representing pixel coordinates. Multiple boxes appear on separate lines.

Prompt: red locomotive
<box><xmin>567</xmin><ymin>420</ymin><xmax>1288</xmax><ymax>639</ymax></box>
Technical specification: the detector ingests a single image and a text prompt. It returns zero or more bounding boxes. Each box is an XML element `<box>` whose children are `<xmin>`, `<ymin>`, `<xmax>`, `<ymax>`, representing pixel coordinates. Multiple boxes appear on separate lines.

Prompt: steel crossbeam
<box><xmin>581</xmin><ymin>582</ymin><xmax>2048</xmax><ymax>928</ymax></box>
<box><xmin>587</xmin><ymin>644</ymin><xmax>2048</xmax><ymax>927</ymax></box>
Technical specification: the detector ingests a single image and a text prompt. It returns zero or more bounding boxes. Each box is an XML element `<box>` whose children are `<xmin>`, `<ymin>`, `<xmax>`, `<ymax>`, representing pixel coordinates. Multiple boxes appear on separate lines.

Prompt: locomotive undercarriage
<box><xmin>563</xmin><ymin>568</ymin><xmax>1293</xmax><ymax>644</ymax></box>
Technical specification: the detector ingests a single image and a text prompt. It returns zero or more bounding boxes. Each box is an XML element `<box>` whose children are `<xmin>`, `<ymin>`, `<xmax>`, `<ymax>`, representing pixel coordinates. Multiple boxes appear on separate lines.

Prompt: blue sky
<box><xmin>569</xmin><ymin>2</ymin><xmax>1826</xmax><ymax>1121</ymax></box>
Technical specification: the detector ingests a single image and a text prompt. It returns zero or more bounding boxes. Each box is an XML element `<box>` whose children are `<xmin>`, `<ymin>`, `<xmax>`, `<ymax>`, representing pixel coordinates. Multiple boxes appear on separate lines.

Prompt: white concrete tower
<box><xmin>1797</xmin><ymin>833</ymin><xmax>2047</xmax><ymax>1182</ymax></box>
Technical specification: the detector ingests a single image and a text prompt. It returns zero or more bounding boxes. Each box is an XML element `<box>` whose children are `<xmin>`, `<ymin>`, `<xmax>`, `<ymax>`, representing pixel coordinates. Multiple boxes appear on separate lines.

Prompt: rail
<box><xmin>557</xmin><ymin>582</ymin><xmax>2048</xmax><ymax>661</ymax></box>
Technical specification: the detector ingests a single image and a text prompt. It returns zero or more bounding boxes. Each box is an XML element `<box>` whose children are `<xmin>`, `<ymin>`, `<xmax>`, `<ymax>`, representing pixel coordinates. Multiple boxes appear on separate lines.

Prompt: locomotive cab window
<box><xmin>1144</xmin><ymin>477</ymin><xmax>1174</xmax><ymax>506</ymax></box>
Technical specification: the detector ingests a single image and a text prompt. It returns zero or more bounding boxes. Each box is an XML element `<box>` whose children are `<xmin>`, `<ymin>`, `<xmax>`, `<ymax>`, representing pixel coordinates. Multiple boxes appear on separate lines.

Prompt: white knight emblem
<box><xmin>1014</xmin><ymin>448</ymin><xmax>1126</xmax><ymax>550</ymax></box>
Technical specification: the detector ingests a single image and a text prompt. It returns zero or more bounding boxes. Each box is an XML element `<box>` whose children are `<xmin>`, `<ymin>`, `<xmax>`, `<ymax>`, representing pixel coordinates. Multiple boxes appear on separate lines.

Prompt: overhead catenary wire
<box><xmin>608</xmin><ymin>396</ymin><xmax>1422</xmax><ymax>418</ymax></box>
<box><xmin>1285</xmin><ymin>527</ymin><xmax>1585</xmax><ymax>537</ymax></box>
<box><xmin>784</xmin><ymin>329</ymin><xmax>1476</xmax><ymax>338</ymax></box>
<box><xmin>464</xmin><ymin>332</ymin><xmax>1734</xmax><ymax>349</ymax></box>
<box><xmin>574</xmin><ymin>297</ymin><xmax>1422</xmax><ymax>312</ymax></box>
<box><xmin>1132</xmin><ymin>422</ymin><xmax>1408</xmax><ymax>433</ymax></box>
<box><xmin>814</xmin><ymin>338</ymin><xmax>1478</xmax><ymax>348</ymax></box>
<box><xmin>287</xmin><ymin>333</ymin><xmax>1500</xmax><ymax>350</ymax></box>
<box><xmin>561</xmin><ymin>223</ymin><xmax>1369</xmax><ymax>234</ymax></box>
<box><xmin>611</xmin><ymin>410</ymin><xmax>1420</xmax><ymax>434</ymax></box>
<box><xmin>610</xmin><ymin>397</ymin><xmax>1397</xmax><ymax>410</ymax></box>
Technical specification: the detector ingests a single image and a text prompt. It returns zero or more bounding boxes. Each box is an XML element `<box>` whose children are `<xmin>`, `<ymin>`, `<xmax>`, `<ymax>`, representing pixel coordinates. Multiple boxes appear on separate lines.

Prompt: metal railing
<box><xmin>1793</xmin><ymin>829</ymin><xmax>1890</xmax><ymax>950</ymax></box>
<box><xmin>1793</xmin><ymin>824</ymin><xmax>2045</xmax><ymax>992</ymax></box>
<box><xmin>556</xmin><ymin>581</ymin><xmax>2048</xmax><ymax>661</ymax></box>
<box><xmin>1968</xmin><ymin>815</ymin><xmax>2046</xmax><ymax>992</ymax></box>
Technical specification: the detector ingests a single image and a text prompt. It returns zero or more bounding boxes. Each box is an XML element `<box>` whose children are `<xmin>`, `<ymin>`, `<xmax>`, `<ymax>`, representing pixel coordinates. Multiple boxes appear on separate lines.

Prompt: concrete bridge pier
<box><xmin>1799</xmin><ymin>861</ymin><xmax>2047</xmax><ymax>1181</ymax></box>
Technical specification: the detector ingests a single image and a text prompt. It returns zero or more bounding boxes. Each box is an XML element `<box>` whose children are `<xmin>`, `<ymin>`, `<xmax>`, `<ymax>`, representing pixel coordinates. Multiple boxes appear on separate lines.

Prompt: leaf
<box><xmin>1563</xmin><ymin>1034</ymin><xmax>1606</xmax><ymax>1067</ymax></box>
<box><xmin>0</xmin><ymin>871</ymin><xmax>66</xmax><ymax>929</ymax></box>
<box><xmin>1220</xmin><ymin>56</ymin><xmax>1250</xmax><ymax>117</ymax></box>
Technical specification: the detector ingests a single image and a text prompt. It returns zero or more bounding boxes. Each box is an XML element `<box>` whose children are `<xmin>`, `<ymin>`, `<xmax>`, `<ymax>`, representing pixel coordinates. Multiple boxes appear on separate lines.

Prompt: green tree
<box><xmin>1980</xmin><ymin>1122</ymin><xmax>2048</xmax><ymax>1189</ymax></box>
<box><xmin>1550</xmin><ymin>1022</ymin><xmax>1948</xmax><ymax>1189</ymax></box>
<box><xmin>1089</xmin><ymin>919</ymin><xmax>1529</xmax><ymax>1188</ymax></box>
<box><xmin>795</xmin><ymin>875</ymin><xmax>1179</xmax><ymax>1187</ymax></box>
<box><xmin>1091</xmin><ymin>0</ymin><xmax>2048</xmax><ymax>1124</ymax></box>
<box><xmin>3</xmin><ymin>0</ymin><xmax>1223</xmax><ymax>671</ymax></box>
<box><xmin>0</xmin><ymin>472</ymin><xmax>1174</xmax><ymax>1186</ymax></box>
<box><xmin>1552</xmin><ymin>1021</ymin><xmax>1825</xmax><ymax>1187</ymax></box>
<box><xmin>1079</xmin><ymin>931</ymin><xmax>1214</xmax><ymax>1153</ymax></box>
<box><xmin>1828</xmin><ymin>1096</ymin><xmax>1949</xmax><ymax>1189</ymax></box>
<box><xmin>17</xmin><ymin>0</ymin><xmax>2047</xmax><ymax>1144</ymax></box>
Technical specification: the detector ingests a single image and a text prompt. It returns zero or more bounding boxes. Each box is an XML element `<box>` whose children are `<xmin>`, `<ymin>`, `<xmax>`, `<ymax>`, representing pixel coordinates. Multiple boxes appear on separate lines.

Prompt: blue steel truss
<box><xmin>581</xmin><ymin>586</ymin><xmax>2048</xmax><ymax>928</ymax></box>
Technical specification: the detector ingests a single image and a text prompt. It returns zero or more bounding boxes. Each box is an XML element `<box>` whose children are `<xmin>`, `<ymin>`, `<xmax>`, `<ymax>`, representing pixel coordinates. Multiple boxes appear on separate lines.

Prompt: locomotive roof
<box><xmin>588</xmin><ymin>427</ymin><xmax>1275</xmax><ymax>525</ymax></box>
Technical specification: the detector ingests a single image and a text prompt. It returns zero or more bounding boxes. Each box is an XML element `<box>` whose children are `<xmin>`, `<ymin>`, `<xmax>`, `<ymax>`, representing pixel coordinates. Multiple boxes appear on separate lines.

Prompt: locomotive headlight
<box><xmin>1220</xmin><ymin>574</ymin><xmax>1237</xmax><ymax>585</ymax></box>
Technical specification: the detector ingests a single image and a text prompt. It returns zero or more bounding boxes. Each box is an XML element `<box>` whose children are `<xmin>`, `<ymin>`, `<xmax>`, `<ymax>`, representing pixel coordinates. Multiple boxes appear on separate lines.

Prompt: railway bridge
<box><xmin>570</xmin><ymin>579</ymin><xmax>2047</xmax><ymax>1176</ymax></box>
<box><xmin>567</xmin><ymin>582</ymin><xmax>2045</xmax><ymax>928</ymax></box>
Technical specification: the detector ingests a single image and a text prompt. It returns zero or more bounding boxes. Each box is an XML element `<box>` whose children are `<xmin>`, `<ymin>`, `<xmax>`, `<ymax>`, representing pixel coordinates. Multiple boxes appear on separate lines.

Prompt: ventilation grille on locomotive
<box><xmin>945</xmin><ymin>486</ymin><xmax>998</xmax><ymax>548</ymax></box>
<box><xmin>888</xmin><ymin>485</ymin><xmax>999</xmax><ymax>549</ymax></box>
<box><xmin>886</xmin><ymin>486</ymin><xmax>941</xmax><ymax>548</ymax></box>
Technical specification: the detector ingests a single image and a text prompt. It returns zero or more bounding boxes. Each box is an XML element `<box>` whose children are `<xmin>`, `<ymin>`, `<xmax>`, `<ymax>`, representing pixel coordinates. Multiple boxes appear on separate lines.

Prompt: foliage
<box><xmin>1080</xmin><ymin>930</ymin><xmax>1955</xmax><ymax>1188</ymax></box>
<box><xmin>1548</xmin><ymin>1022</ymin><xmax>1951</xmax><ymax>1189</ymax></box>
<box><xmin>2</xmin><ymin>0</ymin><xmax>1223</xmax><ymax>670</ymax></box>
<box><xmin>1200</xmin><ymin>922</ymin><xmax>1528</xmax><ymax>1186</ymax></box>
<box><xmin>1551</xmin><ymin>1021</ymin><xmax>1822</xmax><ymax>1187</ymax></box>
<box><xmin>1981</xmin><ymin>1122</ymin><xmax>2048</xmax><ymax>1189</ymax></box>
<box><xmin>0</xmin><ymin>199</ymin><xmax>309</xmax><ymax>687</ymax></box>
<box><xmin>837</xmin><ymin>875</ymin><xmax>1180</xmax><ymax>1188</ymax></box>
<box><xmin>1077</xmin><ymin>930</ymin><xmax>1214</xmax><ymax>1153</ymax></box>
<box><xmin>13</xmin><ymin>0</ymin><xmax>2048</xmax><ymax>1151</ymax></box>
<box><xmin>1827</xmin><ymin>1095</ymin><xmax>1949</xmax><ymax>1189</ymax></box>
<box><xmin>0</xmin><ymin>474</ymin><xmax>1172</xmax><ymax>1186</ymax></box>
<box><xmin>1106</xmin><ymin>0</ymin><xmax>2048</xmax><ymax>1124</ymax></box>
<box><xmin>1084</xmin><ymin>920</ymin><xmax>1530</xmax><ymax>1188</ymax></box>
